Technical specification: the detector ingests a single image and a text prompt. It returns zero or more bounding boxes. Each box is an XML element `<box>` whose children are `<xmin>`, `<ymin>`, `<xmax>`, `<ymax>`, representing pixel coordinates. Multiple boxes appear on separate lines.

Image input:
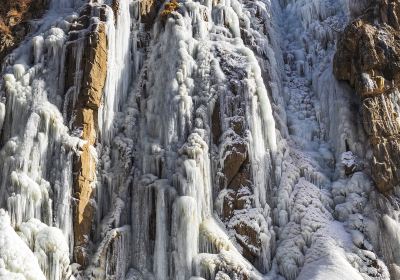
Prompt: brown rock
<box><xmin>334</xmin><ymin>0</ymin><xmax>400</xmax><ymax>192</ymax></box>
<box><xmin>212</xmin><ymin>47</ymin><xmax>273</xmax><ymax>272</ymax></box>
<box><xmin>140</xmin><ymin>0</ymin><xmax>161</xmax><ymax>29</ymax></box>
<box><xmin>221</xmin><ymin>187</ymin><xmax>252</xmax><ymax>220</ymax></box>
<box><xmin>64</xmin><ymin>5</ymin><xmax>109</xmax><ymax>119</ymax></box>
<box><xmin>362</xmin><ymin>94</ymin><xmax>400</xmax><ymax>137</ymax></box>
<box><xmin>111</xmin><ymin>0</ymin><xmax>120</xmax><ymax>22</ymax></box>
<box><xmin>371</xmin><ymin>135</ymin><xmax>400</xmax><ymax>192</ymax></box>
<box><xmin>80</xmin><ymin>24</ymin><xmax>108</xmax><ymax>109</ymax></box>
<box><xmin>0</xmin><ymin>0</ymin><xmax>48</xmax><ymax>62</ymax></box>
<box><xmin>234</xmin><ymin>221</ymin><xmax>261</xmax><ymax>262</ymax></box>
<box><xmin>229</xmin><ymin>117</ymin><xmax>245</xmax><ymax>136</ymax></box>
<box><xmin>222</xmin><ymin>142</ymin><xmax>248</xmax><ymax>186</ymax></box>
<box><xmin>222</xmin><ymin>190</ymin><xmax>235</xmax><ymax>220</ymax></box>
<box><xmin>229</xmin><ymin>161</ymin><xmax>251</xmax><ymax>191</ymax></box>
<box><xmin>71</xmin><ymin>21</ymin><xmax>108</xmax><ymax>267</ymax></box>
<box><xmin>0</xmin><ymin>33</ymin><xmax>15</xmax><ymax>61</ymax></box>
<box><xmin>212</xmin><ymin>98</ymin><xmax>222</xmax><ymax>145</ymax></box>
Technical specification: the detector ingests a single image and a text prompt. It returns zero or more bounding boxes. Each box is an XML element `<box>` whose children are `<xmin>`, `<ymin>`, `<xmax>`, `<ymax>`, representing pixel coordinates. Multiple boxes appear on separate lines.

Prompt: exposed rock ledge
<box><xmin>334</xmin><ymin>0</ymin><xmax>400</xmax><ymax>192</ymax></box>
<box><xmin>64</xmin><ymin>4</ymin><xmax>108</xmax><ymax>266</ymax></box>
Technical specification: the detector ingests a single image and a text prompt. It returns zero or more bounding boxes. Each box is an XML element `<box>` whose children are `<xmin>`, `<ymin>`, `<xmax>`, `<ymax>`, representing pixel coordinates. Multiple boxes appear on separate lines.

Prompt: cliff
<box><xmin>66</xmin><ymin>4</ymin><xmax>108</xmax><ymax>266</ymax></box>
<box><xmin>334</xmin><ymin>0</ymin><xmax>400</xmax><ymax>192</ymax></box>
<box><xmin>0</xmin><ymin>0</ymin><xmax>400</xmax><ymax>279</ymax></box>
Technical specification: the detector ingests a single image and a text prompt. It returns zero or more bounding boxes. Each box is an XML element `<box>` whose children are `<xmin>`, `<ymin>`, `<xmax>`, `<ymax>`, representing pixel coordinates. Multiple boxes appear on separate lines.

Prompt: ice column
<box><xmin>100</xmin><ymin>0</ymin><xmax>132</xmax><ymax>142</ymax></box>
<box><xmin>172</xmin><ymin>196</ymin><xmax>199</xmax><ymax>280</ymax></box>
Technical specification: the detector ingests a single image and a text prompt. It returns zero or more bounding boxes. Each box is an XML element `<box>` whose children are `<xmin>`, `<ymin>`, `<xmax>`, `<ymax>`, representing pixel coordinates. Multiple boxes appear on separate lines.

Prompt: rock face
<box><xmin>65</xmin><ymin>4</ymin><xmax>108</xmax><ymax>266</ymax></box>
<box><xmin>139</xmin><ymin>0</ymin><xmax>161</xmax><ymax>28</ymax></box>
<box><xmin>213</xmin><ymin>53</ymin><xmax>275</xmax><ymax>271</ymax></box>
<box><xmin>334</xmin><ymin>0</ymin><xmax>400</xmax><ymax>192</ymax></box>
<box><xmin>0</xmin><ymin>0</ymin><xmax>47</xmax><ymax>62</ymax></box>
<box><xmin>3</xmin><ymin>0</ymin><xmax>400</xmax><ymax>278</ymax></box>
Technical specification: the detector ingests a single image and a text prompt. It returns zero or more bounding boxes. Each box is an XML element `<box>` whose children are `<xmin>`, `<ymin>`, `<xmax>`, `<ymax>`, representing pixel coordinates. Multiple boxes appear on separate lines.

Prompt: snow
<box><xmin>341</xmin><ymin>151</ymin><xmax>356</xmax><ymax>167</ymax></box>
<box><xmin>0</xmin><ymin>210</ymin><xmax>45</xmax><ymax>280</ymax></box>
<box><xmin>45</xmin><ymin>28</ymin><xmax>66</xmax><ymax>63</ymax></box>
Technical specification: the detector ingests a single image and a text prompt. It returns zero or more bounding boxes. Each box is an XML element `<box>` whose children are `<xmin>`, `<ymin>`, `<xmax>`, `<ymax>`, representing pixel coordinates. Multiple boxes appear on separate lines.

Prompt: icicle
<box><xmin>45</xmin><ymin>28</ymin><xmax>66</xmax><ymax>65</ymax></box>
<box><xmin>13</xmin><ymin>64</ymin><xmax>26</xmax><ymax>81</ymax></box>
<box><xmin>0</xmin><ymin>103</ymin><xmax>5</xmax><ymax>132</ymax></box>
<box><xmin>32</xmin><ymin>36</ymin><xmax>45</xmax><ymax>65</ymax></box>
<box><xmin>100</xmin><ymin>0</ymin><xmax>132</xmax><ymax>143</ymax></box>
<box><xmin>177</xmin><ymin>132</ymin><xmax>213</xmax><ymax>220</ymax></box>
<box><xmin>0</xmin><ymin>210</ymin><xmax>46</xmax><ymax>280</ymax></box>
<box><xmin>34</xmin><ymin>227</ymin><xmax>71</xmax><ymax>280</ymax></box>
<box><xmin>88</xmin><ymin>226</ymin><xmax>131</xmax><ymax>279</ymax></box>
<box><xmin>172</xmin><ymin>196</ymin><xmax>199</xmax><ymax>280</ymax></box>
<box><xmin>7</xmin><ymin>171</ymin><xmax>51</xmax><ymax>228</ymax></box>
<box><xmin>131</xmin><ymin>178</ymin><xmax>176</xmax><ymax>278</ymax></box>
<box><xmin>153</xmin><ymin>186</ymin><xmax>168</xmax><ymax>279</ymax></box>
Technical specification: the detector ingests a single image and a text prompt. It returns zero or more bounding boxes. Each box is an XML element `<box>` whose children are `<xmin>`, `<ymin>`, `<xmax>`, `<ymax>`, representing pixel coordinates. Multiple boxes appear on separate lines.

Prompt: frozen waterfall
<box><xmin>0</xmin><ymin>0</ymin><xmax>398</xmax><ymax>279</ymax></box>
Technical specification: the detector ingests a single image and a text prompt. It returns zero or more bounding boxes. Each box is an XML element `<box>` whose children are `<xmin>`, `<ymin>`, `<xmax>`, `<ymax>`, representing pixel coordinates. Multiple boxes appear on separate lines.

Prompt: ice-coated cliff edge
<box><xmin>0</xmin><ymin>0</ymin><xmax>399</xmax><ymax>279</ymax></box>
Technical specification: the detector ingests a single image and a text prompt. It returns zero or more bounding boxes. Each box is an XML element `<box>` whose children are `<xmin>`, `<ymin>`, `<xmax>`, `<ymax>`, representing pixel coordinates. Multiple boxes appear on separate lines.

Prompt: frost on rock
<box><xmin>340</xmin><ymin>151</ymin><xmax>359</xmax><ymax>176</ymax></box>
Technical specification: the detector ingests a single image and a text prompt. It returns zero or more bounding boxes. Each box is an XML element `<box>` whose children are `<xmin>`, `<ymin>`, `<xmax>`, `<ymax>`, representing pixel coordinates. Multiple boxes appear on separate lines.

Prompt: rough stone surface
<box><xmin>234</xmin><ymin>221</ymin><xmax>261</xmax><ymax>261</ymax></box>
<box><xmin>222</xmin><ymin>142</ymin><xmax>248</xmax><ymax>187</ymax></box>
<box><xmin>66</xmin><ymin>6</ymin><xmax>108</xmax><ymax>266</ymax></box>
<box><xmin>334</xmin><ymin>0</ymin><xmax>400</xmax><ymax>192</ymax></box>
<box><xmin>140</xmin><ymin>0</ymin><xmax>161</xmax><ymax>28</ymax></box>
<box><xmin>0</xmin><ymin>0</ymin><xmax>47</xmax><ymax>62</ymax></box>
<box><xmin>213</xmin><ymin>72</ymin><xmax>270</xmax><ymax>272</ymax></box>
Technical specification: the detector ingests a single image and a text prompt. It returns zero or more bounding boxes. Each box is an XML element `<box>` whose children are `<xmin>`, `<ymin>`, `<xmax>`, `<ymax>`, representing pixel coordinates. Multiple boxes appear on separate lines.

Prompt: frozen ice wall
<box><xmin>0</xmin><ymin>0</ymin><xmax>399</xmax><ymax>279</ymax></box>
<box><xmin>0</xmin><ymin>0</ymin><xmax>97</xmax><ymax>279</ymax></box>
<box><xmin>0</xmin><ymin>16</ymin><xmax>80</xmax><ymax>280</ymax></box>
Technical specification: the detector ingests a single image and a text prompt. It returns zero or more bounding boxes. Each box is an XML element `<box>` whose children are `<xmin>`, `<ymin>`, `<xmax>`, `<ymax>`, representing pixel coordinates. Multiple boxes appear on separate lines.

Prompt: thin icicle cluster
<box><xmin>0</xmin><ymin>1</ymin><xmax>86</xmax><ymax>279</ymax></box>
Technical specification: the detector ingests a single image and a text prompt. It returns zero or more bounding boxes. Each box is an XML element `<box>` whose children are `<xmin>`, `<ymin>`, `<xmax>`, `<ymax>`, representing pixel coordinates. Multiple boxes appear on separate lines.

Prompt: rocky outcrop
<box><xmin>213</xmin><ymin>56</ymin><xmax>273</xmax><ymax>271</ymax></box>
<box><xmin>65</xmin><ymin>4</ymin><xmax>108</xmax><ymax>267</ymax></box>
<box><xmin>0</xmin><ymin>0</ymin><xmax>48</xmax><ymax>62</ymax></box>
<box><xmin>139</xmin><ymin>0</ymin><xmax>161</xmax><ymax>28</ymax></box>
<box><xmin>334</xmin><ymin>0</ymin><xmax>400</xmax><ymax>192</ymax></box>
